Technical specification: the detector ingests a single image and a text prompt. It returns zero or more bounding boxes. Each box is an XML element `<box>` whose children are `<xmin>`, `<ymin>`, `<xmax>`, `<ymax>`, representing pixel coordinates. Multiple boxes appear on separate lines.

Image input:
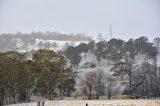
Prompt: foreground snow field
<box><xmin>6</xmin><ymin>100</ymin><xmax>160</xmax><ymax>106</ymax></box>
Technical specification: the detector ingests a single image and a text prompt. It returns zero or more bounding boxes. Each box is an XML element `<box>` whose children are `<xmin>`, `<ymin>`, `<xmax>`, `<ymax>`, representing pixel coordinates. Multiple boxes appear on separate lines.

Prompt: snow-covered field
<box><xmin>6</xmin><ymin>100</ymin><xmax>160</xmax><ymax>106</ymax></box>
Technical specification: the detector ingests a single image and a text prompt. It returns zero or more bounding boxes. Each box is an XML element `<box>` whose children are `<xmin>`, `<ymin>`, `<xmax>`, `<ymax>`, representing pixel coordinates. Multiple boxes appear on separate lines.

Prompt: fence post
<box><xmin>37</xmin><ymin>101</ymin><xmax>40</xmax><ymax>106</ymax></box>
<box><xmin>42</xmin><ymin>101</ymin><xmax>44</xmax><ymax>106</ymax></box>
<box><xmin>86</xmin><ymin>103</ymin><xmax>88</xmax><ymax>106</ymax></box>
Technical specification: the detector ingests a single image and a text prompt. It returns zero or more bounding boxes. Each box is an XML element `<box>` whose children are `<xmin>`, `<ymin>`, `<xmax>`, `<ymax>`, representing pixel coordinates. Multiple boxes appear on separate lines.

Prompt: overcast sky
<box><xmin>0</xmin><ymin>0</ymin><xmax>160</xmax><ymax>40</ymax></box>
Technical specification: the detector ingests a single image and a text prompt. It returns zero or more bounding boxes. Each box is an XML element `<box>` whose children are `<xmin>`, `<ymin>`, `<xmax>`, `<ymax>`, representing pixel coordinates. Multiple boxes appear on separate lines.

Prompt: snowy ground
<box><xmin>6</xmin><ymin>100</ymin><xmax>160</xmax><ymax>106</ymax></box>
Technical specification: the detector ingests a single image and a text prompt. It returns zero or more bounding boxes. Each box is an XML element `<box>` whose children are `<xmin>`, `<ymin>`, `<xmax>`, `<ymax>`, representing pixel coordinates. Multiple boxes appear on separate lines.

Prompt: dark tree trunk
<box><xmin>96</xmin><ymin>81</ymin><xmax>101</xmax><ymax>100</ymax></box>
<box><xmin>128</xmin><ymin>65</ymin><xmax>133</xmax><ymax>98</ymax></box>
<box><xmin>120</xmin><ymin>73</ymin><xmax>123</xmax><ymax>81</ymax></box>
<box><xmin>153</xmin><ymin>57</ymin><xmax>160</xmax><ymax>97</ymax></box>
<box><xmin>48</xmin><ymin>91</ymin><xmax>52</xmax><ymax>100</ymax></box>
<box><xmin>108</xmin><ymin>89</ymin><xmax>111</xmax><ymax>100</ymax></box>
<box><xmin>88</xmin><ymin>86</ymin><xmax>92</xmax><ymax>100</ymax></box>
<box><xmin>0</xmin><ymin>99</ymin><xmax>2</xmax><ymax>106</ymax></box>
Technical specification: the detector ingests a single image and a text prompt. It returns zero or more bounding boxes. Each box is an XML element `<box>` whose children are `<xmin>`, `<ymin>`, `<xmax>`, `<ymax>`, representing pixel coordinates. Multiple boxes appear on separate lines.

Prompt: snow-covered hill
<box><xmin>18</xmin><ymin>39</ymin><xmax>89</xmax><ymax>52</ymax></box>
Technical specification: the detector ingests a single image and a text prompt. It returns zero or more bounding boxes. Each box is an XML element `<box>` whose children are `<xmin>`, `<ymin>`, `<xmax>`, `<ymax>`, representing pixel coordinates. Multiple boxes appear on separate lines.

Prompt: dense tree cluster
<box><xmin>0</xmin><ymin>50</ymin><xmax>75</xmax><ymax>105</ymax></box>
<box><xmin>64</xmin><ymin>36</ymin><xmax>160</xmax><ymax>99</ymax></box>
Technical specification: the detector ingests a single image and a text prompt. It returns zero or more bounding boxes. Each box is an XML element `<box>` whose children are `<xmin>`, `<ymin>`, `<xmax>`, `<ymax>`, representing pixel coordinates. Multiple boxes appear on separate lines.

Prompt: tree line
<box><xmin>0</xmin><ymin>31</ymin><xmax>92</xmax><ymax>52</ymax></box>
<box><xmin>0</xmin><ymin>36</ymin><xmax>160</xmax><ymax>105</ymax></box>
<box><xmin>0</xmin><ymin>50</ymin><xmax>75</xmax><ymax>106</ymax></box>
<box><xmin>64</xmin><ymin>36</ymin><xmax>160</xmax><ymax>99</ymax></box>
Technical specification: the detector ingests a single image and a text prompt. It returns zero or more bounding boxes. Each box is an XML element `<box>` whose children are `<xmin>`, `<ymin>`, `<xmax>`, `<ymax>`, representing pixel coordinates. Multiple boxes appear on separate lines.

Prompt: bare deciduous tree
<box><xmin>79</xmin><ymin>70</ymin><xmax>119</xmax><ymax>100</ymax></box>
<box><xmin>105</xmin><ymin>75</ymin><xmax>120</xmax><ymax>99</ymax></box>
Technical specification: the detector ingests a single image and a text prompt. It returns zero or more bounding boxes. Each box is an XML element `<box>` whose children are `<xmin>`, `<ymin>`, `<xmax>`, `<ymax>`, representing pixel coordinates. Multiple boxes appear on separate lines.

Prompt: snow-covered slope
<box><xmin>18</xmin><ymin>39</ymin><xmax>89</xmax><ymax>52</ymax></box>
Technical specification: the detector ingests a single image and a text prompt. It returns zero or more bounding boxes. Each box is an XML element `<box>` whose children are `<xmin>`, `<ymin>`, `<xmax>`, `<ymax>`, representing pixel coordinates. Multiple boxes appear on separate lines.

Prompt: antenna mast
<box><xmin>109</xmin><ymin>24</ymin><xmax>112</xmax><ymax>39</ymax></box>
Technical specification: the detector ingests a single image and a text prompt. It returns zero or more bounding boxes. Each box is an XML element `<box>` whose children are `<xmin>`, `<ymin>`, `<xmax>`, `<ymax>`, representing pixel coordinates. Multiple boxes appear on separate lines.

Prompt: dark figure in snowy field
<box><xmin>42</xmin><ymin>101</ymin><xmax>44</xmax><ymax>106</ymax></box>
<box><xmin>86</xmin><ymin>103</ymin><xmax>88</xmax><ymax>106</ymax></box>
<box><xmin>37</xmin><ymin>101</ymin><xmax>45</xmax><ymax>106</ymax></box>
<box><xmin>37</xmin><ymin>102</ymin><xmax>40</xmax><ymax>106</ymax></box>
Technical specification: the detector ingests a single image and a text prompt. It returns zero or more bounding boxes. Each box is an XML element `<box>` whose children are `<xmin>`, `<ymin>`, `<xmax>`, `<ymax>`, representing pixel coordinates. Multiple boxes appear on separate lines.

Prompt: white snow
<box><xmin>17</xmin><ymin>39</ymin><xmax>89</xmax><ymax>52</ymax></box>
